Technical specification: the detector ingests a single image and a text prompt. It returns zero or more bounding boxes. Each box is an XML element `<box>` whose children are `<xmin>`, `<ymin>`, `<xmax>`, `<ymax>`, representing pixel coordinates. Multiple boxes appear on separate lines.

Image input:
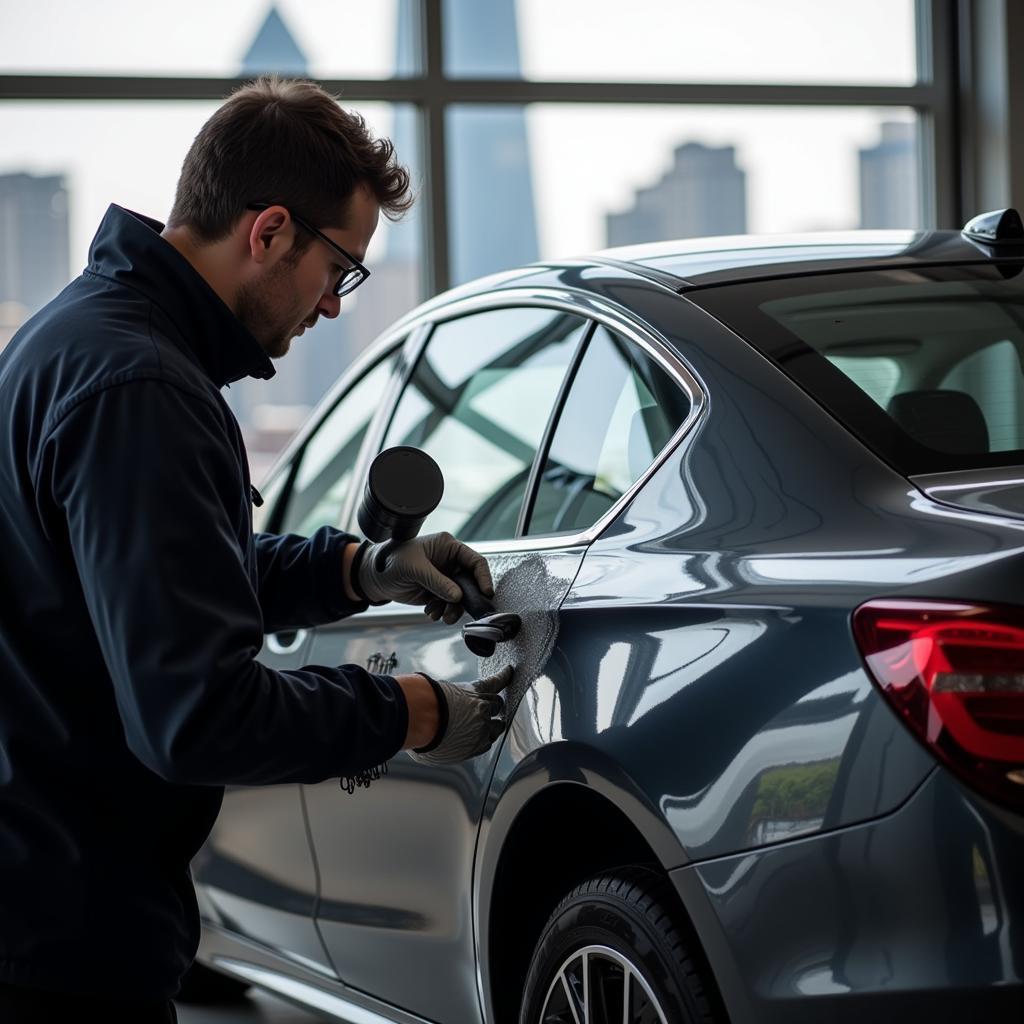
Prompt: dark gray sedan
<box><xmin>185</xmin><ymin>211</ymin><xmax>1024</xmax><ymax>1023</ymax></box>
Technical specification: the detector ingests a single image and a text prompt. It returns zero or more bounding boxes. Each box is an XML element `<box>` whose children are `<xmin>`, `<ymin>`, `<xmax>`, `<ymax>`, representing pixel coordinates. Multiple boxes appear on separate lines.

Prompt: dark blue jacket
<box><xmin>0</xmin><ymin>206</ymin><xmax>408</xmax><ymax>1000</ymax></box>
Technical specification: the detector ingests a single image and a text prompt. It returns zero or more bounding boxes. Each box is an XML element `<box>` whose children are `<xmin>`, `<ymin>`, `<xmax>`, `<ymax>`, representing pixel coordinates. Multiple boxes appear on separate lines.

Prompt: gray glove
<box><xmin>409</xmin><ymin>666</ymin><xmax>514</xmax><ymax>766</ymax></box>
<box><xmin>355</xmin><ymin>532</ymin><xmax>493</xmax><ymax>623</ymax></box>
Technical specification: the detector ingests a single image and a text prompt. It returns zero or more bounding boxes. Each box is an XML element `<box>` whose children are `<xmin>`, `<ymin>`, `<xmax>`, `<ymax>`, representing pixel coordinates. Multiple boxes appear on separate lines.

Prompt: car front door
<box><xmin>301</xmin><ymin>304</ymin><xmax>597</xmax><ymax>1023</ymax></box>
<box><xmin>193</xmin><ymin>342</ymin><xmax>402</xmax><ymax>975</ymax></box>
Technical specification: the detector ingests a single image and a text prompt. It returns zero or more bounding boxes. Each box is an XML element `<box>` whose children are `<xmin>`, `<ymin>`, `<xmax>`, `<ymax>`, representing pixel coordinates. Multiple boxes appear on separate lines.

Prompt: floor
<box><xmin>176</xmin><ymin>990</ymin><xmax>322</xmax><ymax>1023</ymax></box>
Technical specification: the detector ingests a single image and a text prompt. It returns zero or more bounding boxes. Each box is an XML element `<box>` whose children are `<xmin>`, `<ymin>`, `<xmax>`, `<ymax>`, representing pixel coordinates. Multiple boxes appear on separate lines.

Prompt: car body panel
<box><xmin>674</xmin><ymin>768</ymin><xmax>1024</xmax><ymax>1023</ymax></box>
<box><xmin>194</xmin><ymin>634</ymin><xmax>333</xmax><ymax>976</ymax></box>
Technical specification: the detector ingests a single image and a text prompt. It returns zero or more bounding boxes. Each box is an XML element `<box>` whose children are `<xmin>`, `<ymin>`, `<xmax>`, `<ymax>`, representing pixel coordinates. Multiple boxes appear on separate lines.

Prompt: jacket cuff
<box><xmin>313</xmin><ymin>529</ymin><xmax>370</xmax><ymax>618</ymax></box>
<box><xmin>412</xmin><ymin>674</ymin><xmax>449</xmax><ymax>753</ymax></box>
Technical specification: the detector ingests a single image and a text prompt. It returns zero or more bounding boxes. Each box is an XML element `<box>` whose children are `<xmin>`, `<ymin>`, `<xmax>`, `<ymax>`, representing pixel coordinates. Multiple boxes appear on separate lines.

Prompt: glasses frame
<box><xmin>247</xmin><ymin>202</ymin><xmax>370</xmax><ymax>298</ymax></box>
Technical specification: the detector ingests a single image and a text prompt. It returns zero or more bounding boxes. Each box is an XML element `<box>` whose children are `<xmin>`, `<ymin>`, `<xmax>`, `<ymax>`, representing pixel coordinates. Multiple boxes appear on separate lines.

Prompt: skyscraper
<box><xmin>444</xmin><ymin>0</ymin><xmax>539</xmax><ymax>284</ymax></box>
<box><xmin>606</xmin><ymin>142</ymin><xmax>747</xmax><ymax>247</ymax></box>
<box><xmin>0</xmin><ymin>172</ymin><xmax>70</xmax><ymax>319</ymax></box>
<box><xmin>859</xmin><ymin>121</ymin><xmax>918</xmax><ymax>229</ymax></box>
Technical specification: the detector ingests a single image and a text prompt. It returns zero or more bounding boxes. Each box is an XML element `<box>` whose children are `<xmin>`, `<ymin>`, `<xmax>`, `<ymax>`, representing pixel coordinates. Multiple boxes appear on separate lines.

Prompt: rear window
<box><xmin>694</xmin><ymin>263</ymin><xmax>1024</xmax><ymax>474</ymax></box>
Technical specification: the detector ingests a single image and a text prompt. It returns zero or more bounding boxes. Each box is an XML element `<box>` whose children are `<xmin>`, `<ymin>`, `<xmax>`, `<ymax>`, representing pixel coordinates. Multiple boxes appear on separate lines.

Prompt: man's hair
<box><xmin>167</xmin><ymin>75</ymin><xmax>413</xmax><ymax>243</ymax></box>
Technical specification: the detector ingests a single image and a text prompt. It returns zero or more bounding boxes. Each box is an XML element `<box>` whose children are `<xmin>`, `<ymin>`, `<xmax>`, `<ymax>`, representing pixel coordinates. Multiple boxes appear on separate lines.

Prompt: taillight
<box><xmin>853</xmin><ymin>599</ymin><xmax>1024</xmax><ymax>809</ymax></box>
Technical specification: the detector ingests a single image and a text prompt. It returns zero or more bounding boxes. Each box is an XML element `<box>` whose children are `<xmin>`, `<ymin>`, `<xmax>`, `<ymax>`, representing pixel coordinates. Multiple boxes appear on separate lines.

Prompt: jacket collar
<box><xmin>86</xmin><ymin>204</ymin><xmax>275</xmax><ymax>387</ymax></box>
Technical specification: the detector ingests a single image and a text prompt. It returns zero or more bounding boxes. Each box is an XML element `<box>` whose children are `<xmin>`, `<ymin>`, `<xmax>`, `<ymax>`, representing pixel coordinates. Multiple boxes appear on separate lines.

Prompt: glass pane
<box><xmin>825</xmin><ymin>355</ymin><xmax>901</xmax><ymax>409</ymax></box>
<box><xmin>447</xmin><ymin>104</ymin><xmax>922</xmax><ymax>285</ymax></box>
<box><xmin>444</xmin><ymin>0</ymin><xmax>917</xmax><ymax>84</ymax></box>
<box><xmin>2</xmin><ymin>0</ymin><xmax>418</xmax><ymax>77</ymax></box>
<box><xmin>381</xmin><ymin>309</ymin><xmax>589</xmax><ymax>541</ymax></box>
<box><xmin>528</xmin><ymin>326</ymin><xmax>690</xmax><ymax>536</ymax></box>
<box><xmin>940</xmin><ymin>340</ymin><xmax>1024</xmax><ymax>454</ymax></box>
<box><xmin>704</xmin><ymin>265</ymin><xmax>1024</xmax><ymax>475</ymax></box>
<box><xmin>281</xmin><ymin>355</ymin><xmax>396</xmax><ymax>536</ymax></box>
<box><xmin>0</xmin><ymin>100</ymin><xmax>423</xmax><ymax>481</ymax></box>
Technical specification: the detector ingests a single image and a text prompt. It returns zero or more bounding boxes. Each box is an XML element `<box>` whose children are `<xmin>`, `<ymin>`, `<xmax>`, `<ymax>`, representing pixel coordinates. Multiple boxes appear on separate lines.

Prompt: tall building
<box><xmin>859</xmin><ymin>121</ymin><xmax>918</xmax><ymax>229</ymax></box>
<box><xmin>0</xmin><ymin>173</ymin><xmax>70</xmax><ymax>319</ymax></box>
<box><xmin>444</xmin><ymin>0</ymin><xmax>539</xmax><ymax>284</ymax></box>
<box><xmin>240</xmin><ymin>5</ymin><xmax>308</xmax><ymax>76</ymax></box>
<box><xmin>606</xmin><ymin>142</ymin><xmax>747</xmax><ymax>247</ymax></box>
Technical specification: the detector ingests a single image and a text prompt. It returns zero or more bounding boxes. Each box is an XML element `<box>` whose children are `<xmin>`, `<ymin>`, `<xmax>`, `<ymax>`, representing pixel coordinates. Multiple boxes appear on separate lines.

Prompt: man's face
<box><xmin>237</xmin><ymin>186</ymin><xmax>380</xmax><ymax>359</ymax></box>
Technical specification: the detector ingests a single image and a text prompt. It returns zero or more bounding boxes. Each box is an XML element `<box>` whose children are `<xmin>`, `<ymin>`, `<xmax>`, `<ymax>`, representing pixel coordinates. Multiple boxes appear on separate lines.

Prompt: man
<box><xmin>0</xmin><ymin>76</ymin><xmax>511</xmax><ymax>1023</ymax></box>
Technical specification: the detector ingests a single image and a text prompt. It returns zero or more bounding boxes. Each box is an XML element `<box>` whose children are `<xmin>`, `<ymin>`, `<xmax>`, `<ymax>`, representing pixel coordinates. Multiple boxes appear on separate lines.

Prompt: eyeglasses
<box><xmin>247</xmin><ymin>202</ymin><xmax>370</xmax><ymax>298</ymax></box>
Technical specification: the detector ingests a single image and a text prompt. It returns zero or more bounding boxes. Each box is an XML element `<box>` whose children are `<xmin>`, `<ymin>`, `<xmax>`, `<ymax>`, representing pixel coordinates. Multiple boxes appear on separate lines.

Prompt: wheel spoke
<box><xmin>536</xmin><ymin>945</ymin><xmax>669</xmax><ymax>1024</ymax></box>
<box><xmin>561</xmin><ymin>971</ymin><xmax>582</xmax><ymax>1024</ymax></box>
<box><xmin>582</xmin><ymin>951</ymin><xmax>590</xmax><ymax>1024</ymax></box>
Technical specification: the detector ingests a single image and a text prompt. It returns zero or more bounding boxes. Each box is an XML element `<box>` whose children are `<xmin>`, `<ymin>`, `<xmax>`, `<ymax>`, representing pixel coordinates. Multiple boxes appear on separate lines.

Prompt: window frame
<box><xmin>356</xmin><ymin>287</ymin><xmax>706</xmax><ymax>553</ymax></box>
<box><xmin>0</xmin><ymin>0</ymin><xmax>958</xmax><ymax>296</ymax></box>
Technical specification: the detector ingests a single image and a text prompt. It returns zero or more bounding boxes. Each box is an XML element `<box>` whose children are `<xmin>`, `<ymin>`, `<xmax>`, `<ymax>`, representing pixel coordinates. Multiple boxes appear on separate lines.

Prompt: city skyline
<box><xmin>0</xmin><ymin>1</ymin><xmax>923</xmax><ymax>474</ymax></box>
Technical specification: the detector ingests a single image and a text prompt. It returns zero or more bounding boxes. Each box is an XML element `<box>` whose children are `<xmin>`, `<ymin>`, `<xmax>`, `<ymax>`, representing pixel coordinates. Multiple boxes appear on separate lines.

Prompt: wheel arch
<box><xmin>476</xmin><ymin>747</ymin><xmax>727</xmax><ymax>1024</ymax></box>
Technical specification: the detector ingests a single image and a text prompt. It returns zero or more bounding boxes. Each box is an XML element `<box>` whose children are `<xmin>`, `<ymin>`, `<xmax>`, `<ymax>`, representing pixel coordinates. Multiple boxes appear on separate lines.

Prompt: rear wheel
<box><xmin>519</xmin><ymin>866</ymin><xmax>720</xmax><ymax>1024</ymax></box>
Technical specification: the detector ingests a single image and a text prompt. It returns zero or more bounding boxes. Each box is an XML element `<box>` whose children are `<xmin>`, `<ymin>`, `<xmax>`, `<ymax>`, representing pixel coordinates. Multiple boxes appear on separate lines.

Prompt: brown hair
<box><xmin>167</xmin><ymin>75</ymin><xmax>413</xmax><ymax>243</ymax></box>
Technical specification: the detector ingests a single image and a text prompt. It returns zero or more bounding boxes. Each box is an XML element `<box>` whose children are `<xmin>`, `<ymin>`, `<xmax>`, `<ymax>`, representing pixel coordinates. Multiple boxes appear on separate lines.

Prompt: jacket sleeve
<box><xmin>36</xmin><ymin>378</ymin><xmax>408</xmax><ymax>787</ymax></box>
<box><xmin>253</xmin><ymin>528</ymin><xmax>368</xmax><ymax>634</ymax></box>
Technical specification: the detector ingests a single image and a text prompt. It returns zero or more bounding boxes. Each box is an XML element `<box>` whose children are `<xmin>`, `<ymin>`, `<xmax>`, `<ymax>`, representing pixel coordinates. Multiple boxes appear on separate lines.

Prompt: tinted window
<box><xmin>527</xmin><ymin>325</ymin><xmax>691</xmax><ymax>536</ymax></box>
<box><xmin>280</xmin><ymin>355</ymin><xmax>396</xmax><ymax>535</ymax></box>
<box><xmin>381</xmin><ymin>308</ymin><xmax>588</xmax><ymax>541</ymax></box>
<box><xmin>695</xmin><ymin>265</ymin><xmax>1024</xmax><ymax>474</ymax></box>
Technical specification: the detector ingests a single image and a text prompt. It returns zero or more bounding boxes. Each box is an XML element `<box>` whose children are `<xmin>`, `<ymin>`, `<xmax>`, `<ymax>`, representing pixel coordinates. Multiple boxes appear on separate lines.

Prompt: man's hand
<box><xmin>408</xmin><ymin>666</ymin><xmax>514</xmax><ymax>766</ymax></box>
<box><xmin>354</xmin><ymin>532</ymin><xmax>493</xmax><ymax>622</ymax></box>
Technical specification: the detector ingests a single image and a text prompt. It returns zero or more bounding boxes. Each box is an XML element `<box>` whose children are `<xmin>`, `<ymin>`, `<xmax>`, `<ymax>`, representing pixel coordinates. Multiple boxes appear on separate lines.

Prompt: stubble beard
<box><xmin>235</xmin><ymin>256</ymin><xmax>308</xmax><ymax>360</ymax></box>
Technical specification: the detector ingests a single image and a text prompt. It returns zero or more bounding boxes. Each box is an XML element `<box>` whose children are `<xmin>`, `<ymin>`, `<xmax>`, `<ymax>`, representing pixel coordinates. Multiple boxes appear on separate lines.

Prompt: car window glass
<box><xmin>825</xmin><ymin>355</ymin><xmax>901</xmax><ymax>409</ymax></box>
<box><xmin>939</xmin><ymin>339</ymin><xmax>1023</xmax><ymax>452</ymax></box>
<box><xmin>381</xmin><ymin>308</ymin><xmax>588</xmax><ymax>542</ymax></box>
<box><xmin>280</xmin><ymin>354</ymin><xmax>396</xmax><ymax>536</ymax></box>
<box><xmin>528</xmin><ymin>325</ymin><xmax>691</xmax><ymax>536</ymax></box>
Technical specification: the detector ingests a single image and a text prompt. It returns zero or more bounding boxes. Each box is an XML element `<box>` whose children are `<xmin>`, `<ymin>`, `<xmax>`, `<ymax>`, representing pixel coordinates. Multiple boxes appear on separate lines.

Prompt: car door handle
<box><xmin>266</xmin><ymin>629</ymin><xmax>309</xmax><ymax>656</ymax></box>
<box><xmin>452</xmin><ymin>570</ymin><xmax>521</xmax><ymax>657</ymax></box>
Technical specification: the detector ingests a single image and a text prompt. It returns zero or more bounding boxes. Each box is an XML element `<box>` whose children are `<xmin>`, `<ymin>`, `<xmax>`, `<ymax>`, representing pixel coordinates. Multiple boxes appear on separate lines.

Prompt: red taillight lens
<box><xmin>853</xmin><ymin>600</ymin><xmax>1024</xmax><ymax>808</ymax></box>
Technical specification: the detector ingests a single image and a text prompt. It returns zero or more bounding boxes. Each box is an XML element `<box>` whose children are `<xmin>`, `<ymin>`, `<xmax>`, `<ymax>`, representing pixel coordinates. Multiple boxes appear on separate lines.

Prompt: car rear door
<box><xmin>302</xmin><ymin>300</ymin><xmax>697</xmax><ymax>1023</ymax></box>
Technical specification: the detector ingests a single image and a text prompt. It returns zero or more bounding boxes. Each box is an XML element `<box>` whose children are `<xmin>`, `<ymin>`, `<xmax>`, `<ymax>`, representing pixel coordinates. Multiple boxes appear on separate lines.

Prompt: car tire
<box><xmin>519</xmin><ymin>865</ymin><xmax>720</xmax><ymax>1024</ymax></box>
<box><xmin>175</xmin><ymin>961</ymin><xmax>251</xmax><ymax>1004</ymax></box>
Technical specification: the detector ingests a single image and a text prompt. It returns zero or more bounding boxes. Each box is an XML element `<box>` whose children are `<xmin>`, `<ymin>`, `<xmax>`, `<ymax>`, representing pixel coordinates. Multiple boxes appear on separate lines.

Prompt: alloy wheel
<box><xmin>538</xmin><ymin>943</ymin><xmax>669</xmax><ymax>1024</ymax></box>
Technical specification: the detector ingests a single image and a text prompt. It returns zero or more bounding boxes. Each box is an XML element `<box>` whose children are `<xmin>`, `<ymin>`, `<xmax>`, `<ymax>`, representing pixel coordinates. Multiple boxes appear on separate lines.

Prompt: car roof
<box><xmin>389</xmin><ymin>222</ymin><xmax>1024</xmax><ymax>335</ymax></box>
<box><xmin>592</xmin><ymin>228</ymin><xmax>1024</xmax><ymax>290</ymax></box>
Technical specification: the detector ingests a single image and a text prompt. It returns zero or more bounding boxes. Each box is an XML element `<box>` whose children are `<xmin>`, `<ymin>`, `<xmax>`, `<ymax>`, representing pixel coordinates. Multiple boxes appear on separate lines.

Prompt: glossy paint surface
<box><xmin>675</xmin><ymin>769</ymin><xmax>1024</xmax><ymax>1023</ymax></box>
<box><xmin>196</xmin><ymin>635</ymin><xmax>332</xmax><ymax>976</ymax></box>
<box><xmin>195</xmin><ymin>252</ymin><xmax>1024</xmax><ymax>1022</ymax></box>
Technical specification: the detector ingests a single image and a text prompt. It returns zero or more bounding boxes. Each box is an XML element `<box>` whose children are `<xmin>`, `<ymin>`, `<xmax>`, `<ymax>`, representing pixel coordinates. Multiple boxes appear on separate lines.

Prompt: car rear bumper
<box><xmin>671</xmin><ymin>767</ymin><xmax>1024</xmax><ymax>1024</ymax></box>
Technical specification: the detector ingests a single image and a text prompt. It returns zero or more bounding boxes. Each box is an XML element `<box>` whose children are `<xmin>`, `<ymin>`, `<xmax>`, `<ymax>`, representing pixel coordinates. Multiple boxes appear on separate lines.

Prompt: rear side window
<box><xmin>695</xmin><ymin>264</ymin><xmax>1024</xmax><ymax>474</ymax></box>
<box><xmin>527</xmin><ymin>325</ymin><xmax>691</xmax><ymax>536</ymax></box>
<box><xmin>380</xmin><ymin>307</ymin><xmax>589</xmax><ymax>542</ymax></box>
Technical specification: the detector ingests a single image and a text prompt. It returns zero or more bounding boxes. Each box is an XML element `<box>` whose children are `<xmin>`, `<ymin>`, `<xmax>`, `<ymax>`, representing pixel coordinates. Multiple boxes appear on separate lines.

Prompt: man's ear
<box><xmin>247</xmin><ymin>205</ymin><xmax>293</xmax><ymax>266</ymax></box>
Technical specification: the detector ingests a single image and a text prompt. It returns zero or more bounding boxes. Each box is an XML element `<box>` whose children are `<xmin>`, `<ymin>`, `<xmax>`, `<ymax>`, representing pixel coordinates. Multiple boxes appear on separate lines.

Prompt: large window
<box><xmin>1</xmin><ymin>0</ymin><xmax>951</xmax><ymax>476</ymax></box>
